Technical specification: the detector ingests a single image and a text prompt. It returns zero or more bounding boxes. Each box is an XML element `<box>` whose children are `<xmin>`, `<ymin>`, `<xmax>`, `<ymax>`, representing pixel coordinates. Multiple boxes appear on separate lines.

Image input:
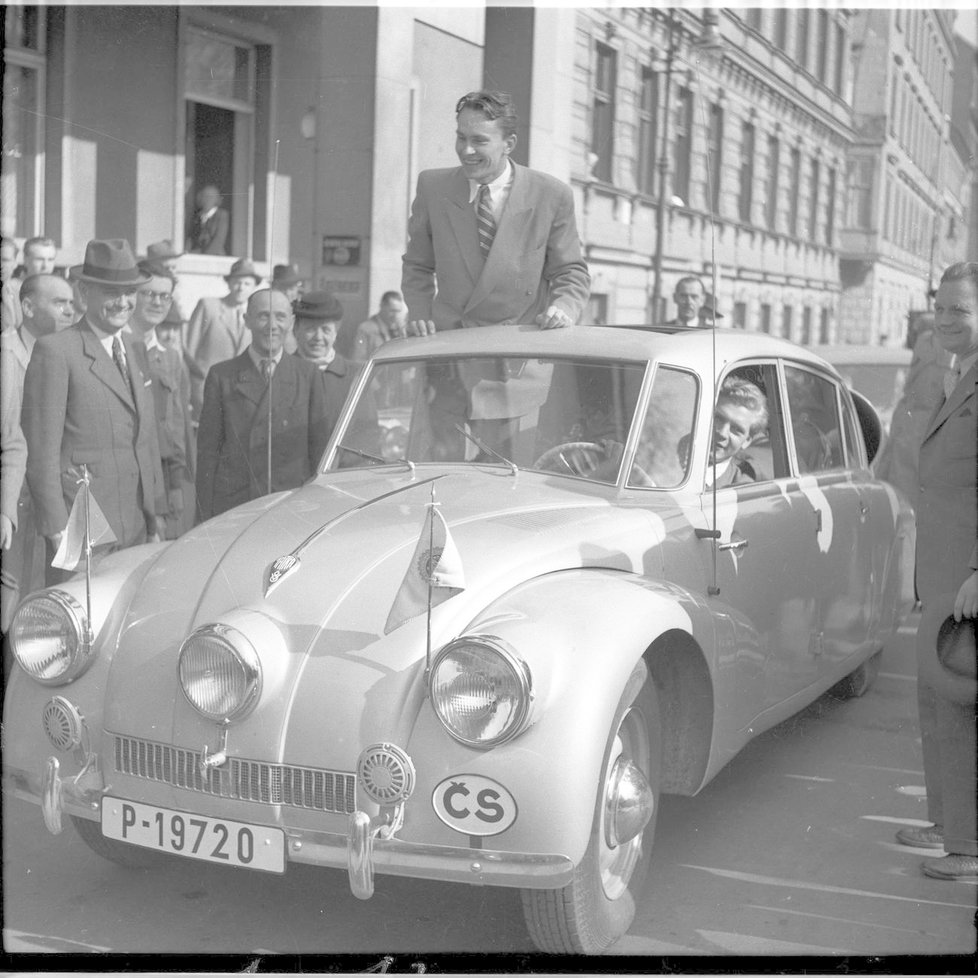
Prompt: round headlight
<box><xmin>11</xmin><ymin>591</ymin><xmax>91</xmax><ymax>685</ymax></box>
<box><xmin>178</xmin><ymin>624</ymin><xmax>262</xmax><ymax>723</ymax></box>
<box><xmin>428</xmin><ymin>635</ymin><xmax>532</xmax><ymax>748</ymax></box>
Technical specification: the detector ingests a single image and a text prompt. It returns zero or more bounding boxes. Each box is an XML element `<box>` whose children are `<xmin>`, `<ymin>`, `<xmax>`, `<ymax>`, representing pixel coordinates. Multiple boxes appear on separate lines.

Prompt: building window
<box><xmin>2</xmin><ymin>5</ymin><xmax>46</xmax><ymax>237</ymax></box>
<box><xmin>637</xmin><ymin>67</ymin><xmax>658</xmax><ymax>196</ymax></box>
<box><xmin>782</xmin><ymin>304</ymin><xmax>793</xmax><ymax>340</ymax></box>
<box><xmin>816</xmin><ymin>10</ymin><xmax>830</xmax><ymax>84</ymax></box>
<box><xmin>775</xmin><ymin>9</ymin><xmax>789</xmax><ymax>49</ymax></box>
<box><xmin>760</xmin><ymin>303</ymin><xmax>772</xmax><ymax>333</ymax></box>
<box><xmin>808</xmin><ymin>157</ymin><xmax>820</xmax><ymax>241</ymax></box>
<box><xmin>795</xmin><ymin>9</ymin><xmax>810</xmax><ymax>70</ymax></box>
<box><xmin>673</xmin><ymin>86</ymin><xmax>694</xmax><ymax>204</ymax></box>
<box><xmin>738</xmin><ymin>120</ymin><xmax>755</xmax><ymax>223</ymax></box>
<box><xmin>819</xmin><ymin>307</ymin><xmax>831</xmax><ymax>344</ymax></box>
<box><xmin>733</xmin><ymin>301</ymin><xmax>747</xmax><ymax>330</ymax></box>
<box><xmin>847</xmin><ymin>158</ymin><xmax>874</xmax><ymax>229</ymax></box>
<box><xmin>588</xmin><ymin>293</ymin><xmax>609</xmax><ymax>326</ymax></box>
<box><xmin>801</xmin><ymin>306</ymin><xmax>813</xmax><ymax>345</ymax></box>
<box><xmin>788</xmin><ymin>146</ymin><xmax>801</xmax><ymax>236</ymax></box>
<box><xmin>825</xmin><ymin>167</ymin><xmax>837</xmax><ymax>245</ymax></box>
<box><xmin>591</xmin><ymin>42</ymin><xmax>617</xmax><ymax>183</ymax></box>
<box><xmin>764</xmin><ymin>134</ymin><xmax>780</xmax><ymax>231</ymax></box>
<box><xmin>708</xmin><ymin>102</ymin><xmax>724</xmax><ymax>214</ymax></box>
<box><xmin>183</xmin><ymin>24</ymin><xmax>270</xmax><ymax>258</ymax></box>
<box><xmin>834</xmin><ymin>23</ymin><xmax>846</xmax><ymax>94</ymax></box>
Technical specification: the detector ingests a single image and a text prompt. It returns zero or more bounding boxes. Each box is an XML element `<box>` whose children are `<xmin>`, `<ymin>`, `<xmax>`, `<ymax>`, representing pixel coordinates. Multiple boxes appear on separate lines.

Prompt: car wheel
<box><xmin>520</xmin><ymin>659</ymin><xmax>661</xmax><ymax>953</ymax></box>
<box><xmin>70</xmin><ymin>815</ymin><xmax>162</xmax><ymax>870</ymax></box>
<box><xmin>829</xmin><ymin>649</ymin><xmax>883</xmax><ymax>700</ymax></box>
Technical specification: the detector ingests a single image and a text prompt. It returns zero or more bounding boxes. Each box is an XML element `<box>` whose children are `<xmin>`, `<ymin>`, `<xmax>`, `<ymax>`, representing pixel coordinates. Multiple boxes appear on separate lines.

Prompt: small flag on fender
<box><xmin>51</xmin><ymin>481</ymin><xmax>117</xmax><ymax>571</ymax></box>
<box><xmin>385</xmin><ymin>503</ymin><xmax>465</xmax><ymax>633</ymax></box>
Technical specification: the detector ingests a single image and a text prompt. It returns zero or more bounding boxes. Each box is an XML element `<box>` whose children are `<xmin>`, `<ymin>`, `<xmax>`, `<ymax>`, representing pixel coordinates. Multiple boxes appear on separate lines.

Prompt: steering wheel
<box><xmin>534</xmin><ymin>441</ymin><xmax>609</xmax><ymax>477</ymax></box>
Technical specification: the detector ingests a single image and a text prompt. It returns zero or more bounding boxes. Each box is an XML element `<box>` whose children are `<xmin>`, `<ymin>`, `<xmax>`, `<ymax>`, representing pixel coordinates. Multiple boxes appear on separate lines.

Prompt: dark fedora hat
<box><xmin>224</xmin><ymin>258</ymin><xmax>262</xmax><ymax>284</ymax></box>
<box><xmin>293</xmin><ymin>290</ymin><xmax>343</xmax><ymax>322</ymax></box>
<box><xmin>917</xmin><ymin>592</ymin><xmax>977</xmax><ymax>705</ymax></box>
<box><xmin>146</xmin><ymin>239</ymin><xmax>183</xmax><ymax>261</ymax></box>
<box><xmin>272</xmin><ymin>262</ymin><xmax>303</xmax><ymax>288</ymax></box>
<box><xmin>70</xmin><ymin>238</ymin><xmax>150</xmax><ymax>286</ymax></box>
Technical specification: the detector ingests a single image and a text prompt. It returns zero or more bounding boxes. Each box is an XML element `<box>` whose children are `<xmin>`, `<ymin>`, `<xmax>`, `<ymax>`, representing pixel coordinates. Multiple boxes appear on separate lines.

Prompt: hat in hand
<box><xmin>917</xmin><ymin>592</ymin><xmax>977</xmax><ymax>705</ymax></box>
<box><xmin>70</xmin><ymin>239</ymin><xmax>150</xmax><ymax>286</ymax></box>
<box><xmin>293</xmin><ymin>290</ymin><xmax>344</xmax><ymax>322</ymax></box>
<box><xmin>224</xmin><ymin>258</ymin><xmax>262</xmax><ymax>284</ymax></box>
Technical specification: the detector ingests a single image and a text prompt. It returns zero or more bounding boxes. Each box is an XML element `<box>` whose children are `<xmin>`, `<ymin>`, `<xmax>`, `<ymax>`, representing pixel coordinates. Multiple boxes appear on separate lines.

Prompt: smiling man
<box><xmin>402</xmin><ymin>90</ymin><xmax>589</xmax><ymax>335</ymax></box>
<box><xmin>195</xmin><ymin>288</ymin><xmax>329</xmax><ymax>522</ymax></box>
<box><xmin>707</xmin><ymin>376</ymin><xmax>767</xmax><ymax>488</ymax></box>
<box><xmin>21</xmin><ymin>239</ymin><xmax>166</xmax><ymax>583</ymax></box>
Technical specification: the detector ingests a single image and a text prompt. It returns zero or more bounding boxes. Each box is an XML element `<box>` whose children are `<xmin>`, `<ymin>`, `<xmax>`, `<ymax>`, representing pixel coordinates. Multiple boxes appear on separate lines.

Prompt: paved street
<box><xmin>2</xmin><ymin>611</ymin><xmax>975</xmax><ymax>961</ymax></box>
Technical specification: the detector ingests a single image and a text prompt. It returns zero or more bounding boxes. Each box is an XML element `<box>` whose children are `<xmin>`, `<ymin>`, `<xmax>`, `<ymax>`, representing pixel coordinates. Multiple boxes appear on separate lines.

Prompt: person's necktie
<box><xmin>260</xmin><ymin>358</ymin><xmax>275</xmax><ymax>384</ymax></box>
<box><xmin>942</xmin><ymin>357</ymin><xmax>960</xmax><ymax>401</ymax></box>
<box><xmin>477</xmin><ymin>184</ymin><xmax>495</xmax><ymax>260</ymax></box>
<box><xmin>112</xmin><ymin>335</ymin><xmax>132</xmax><ymax>394</ymax></box>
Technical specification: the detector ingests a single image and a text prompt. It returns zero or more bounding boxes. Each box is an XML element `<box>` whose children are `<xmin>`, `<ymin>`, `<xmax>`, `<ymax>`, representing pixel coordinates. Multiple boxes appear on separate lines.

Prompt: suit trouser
<box><xmin>916</xmin><ymin>646</ymin><xmax>978</xmax><ymax>856</ymax></box>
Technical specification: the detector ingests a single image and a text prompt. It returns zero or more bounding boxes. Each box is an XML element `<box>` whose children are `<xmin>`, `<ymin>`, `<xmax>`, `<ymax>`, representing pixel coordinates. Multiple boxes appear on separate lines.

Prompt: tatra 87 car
<box><xmin>3</xmin><ymin>325</ymin><xmax>915</xmax><ymax>953</ymax></box>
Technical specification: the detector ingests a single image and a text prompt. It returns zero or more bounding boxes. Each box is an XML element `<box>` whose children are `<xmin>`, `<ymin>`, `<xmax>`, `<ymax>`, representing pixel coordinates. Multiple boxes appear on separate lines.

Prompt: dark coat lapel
<box><xmin>232</xmin><ymin>352</ymin><xmax>267</xmax><ymax>407</ymax></box>
<box><xmin>79</xmin><ymin>321</ymin><xmax>135</xmax><ymax>411</ymax></box>
<box><xmin>444</xmin><ymin>168</ymin><xmax>484</xmax><ymax>286</ymax></box>
<box><xmin>924</xmin><ymin>362</ymin><xmax>976</xmax><ymax>439</ymax></box>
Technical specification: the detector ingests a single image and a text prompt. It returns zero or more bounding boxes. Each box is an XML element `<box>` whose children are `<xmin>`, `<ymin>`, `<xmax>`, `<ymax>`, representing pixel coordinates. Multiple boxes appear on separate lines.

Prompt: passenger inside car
<box><xmin>706</xmin><ymin>376</ymin><xmax>769</xmax><ymax>488</ymax></box>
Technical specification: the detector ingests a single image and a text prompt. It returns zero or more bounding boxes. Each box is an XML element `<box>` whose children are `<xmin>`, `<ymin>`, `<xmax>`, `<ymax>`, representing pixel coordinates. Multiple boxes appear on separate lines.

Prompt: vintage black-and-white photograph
<box><xmin>2</xmin><ymin>0</ymin><xmax>976</xmax><ymax>968</ymax></box>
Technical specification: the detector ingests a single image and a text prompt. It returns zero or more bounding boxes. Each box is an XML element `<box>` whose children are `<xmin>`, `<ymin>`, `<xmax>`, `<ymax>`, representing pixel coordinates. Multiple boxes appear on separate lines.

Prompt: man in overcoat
<box><xmin>22</xmin><ymin>239</ymin><xmax>166</xmax><ymax>582</ymax></box>
<box><xmin>402</xmin><ymin>90</ymin><xmax>589</xmax><ymax>335</ymax></box>
<box><xmin>894</xmin><ymin>261</ymin><xmax>978</xmax><ymax>882</ymax></box>
<box><xmin>195</xmin><ymin>289</ymin><xmax>329</xmax><ymax>522</ymax></box>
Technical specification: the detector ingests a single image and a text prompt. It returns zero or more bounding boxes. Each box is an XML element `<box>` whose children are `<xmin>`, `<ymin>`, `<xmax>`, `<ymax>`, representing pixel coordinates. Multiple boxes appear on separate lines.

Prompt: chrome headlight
<box><xmin>428</xmin><ymin>635</ymin><xmax>532</xmax><ymax>748</ymax></box>
<box><xmin>11</xmin><ymin>591</ymin><xmax>92</xmax><ymax>685</ymax></box>
<box><xmin>178</xmin><ymin>623</ymin><xmax>262</xmax><ymax>723</ymax></box>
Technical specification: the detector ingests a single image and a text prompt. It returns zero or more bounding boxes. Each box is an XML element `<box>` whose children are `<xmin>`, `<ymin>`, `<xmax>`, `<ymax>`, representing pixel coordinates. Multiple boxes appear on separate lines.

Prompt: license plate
<box><xmin>101</xmin><ymin>797</ymin><xmax>285</xmax><ymax>873</ymax></box>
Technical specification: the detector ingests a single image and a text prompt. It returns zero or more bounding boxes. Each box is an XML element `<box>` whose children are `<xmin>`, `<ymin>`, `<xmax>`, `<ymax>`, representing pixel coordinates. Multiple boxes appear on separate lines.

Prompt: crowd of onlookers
<box><xmin>0</xmin><ymin>232</ymin><xmax>407</xmax><ymax>640</ymax></box>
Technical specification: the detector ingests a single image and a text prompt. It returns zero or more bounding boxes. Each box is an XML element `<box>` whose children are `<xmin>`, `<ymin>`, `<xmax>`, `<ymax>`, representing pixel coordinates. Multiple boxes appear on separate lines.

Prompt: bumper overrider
<box><xmin>4</xmin><ymin>740</ymin><xmax>575</xmax><ymax>892</ymax></box>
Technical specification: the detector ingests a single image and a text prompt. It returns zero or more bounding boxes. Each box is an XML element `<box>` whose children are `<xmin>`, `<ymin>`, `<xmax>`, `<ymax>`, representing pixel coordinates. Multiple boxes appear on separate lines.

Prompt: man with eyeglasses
<box><xmin>1</xmin><ymin>273</ymin><xmax>75</xmax><ymax>639</ymax></box>
<box><xmin>22</xmin><ymin>239</ymin><xmax>167</xmax><ymax>584</ymax></box>
<box><xmin>132</xmin><ymin>260</ymin><xmax>194</xmax><ymax>538</ymax></box>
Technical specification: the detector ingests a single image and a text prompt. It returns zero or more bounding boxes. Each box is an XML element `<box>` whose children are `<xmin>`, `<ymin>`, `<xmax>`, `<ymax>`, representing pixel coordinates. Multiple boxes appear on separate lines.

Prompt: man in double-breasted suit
<box><xmin>402</xmin><ymin>90</ymin><xmax>589</xmax><ymax>336</ymax></box>
<box><xmin>195</xmin><ymin>289</ymin><xmax>329</xmax><ymax>522</ymax></box>
<box><xmin>183</xmin><ymin>258</ymin><xmax>260</xmax><ymax>424</ymax></box>
<box><xmin>22</xmin><ymin>240</ymin><xmax>167</xmax><ymax>584</ymax></box>
<box><xmin>894</xmin><ymin>262</ymin><xmax>978</xmax><ymax>882</ymax></box>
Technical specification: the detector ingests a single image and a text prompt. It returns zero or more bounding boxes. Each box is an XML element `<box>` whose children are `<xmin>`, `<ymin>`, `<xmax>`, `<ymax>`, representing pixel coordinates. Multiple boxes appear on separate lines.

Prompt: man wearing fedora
<box><xmin>183</xmin><ymin>258</ymin><xmax>260</xmax><ymax>424</ymax></box>
<box><xmin>271</xmin><ymin>263</ymin><xmax>304</xmax><ymax>305</ymax></box>
<box><xmin>195</xmin><ymin>289</ymin><xmax>329</xmax><ymax>522</ymax></box>
<box><xmin>22</xmin><ymin>239</ymin><xmax>167</xmax><ymax>582</ymax></box>
<box><xmin>894</xmin><ymin>261</ymin><xmax>978</xmax><ymax>882</ymax></box>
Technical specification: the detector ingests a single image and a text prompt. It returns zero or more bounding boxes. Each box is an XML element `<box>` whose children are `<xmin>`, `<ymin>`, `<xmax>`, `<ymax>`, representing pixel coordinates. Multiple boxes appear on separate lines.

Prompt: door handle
<box><xmin>718</xmin><ymin>538</ymin><xmax>749</xmax><ymax>553</ymax></box>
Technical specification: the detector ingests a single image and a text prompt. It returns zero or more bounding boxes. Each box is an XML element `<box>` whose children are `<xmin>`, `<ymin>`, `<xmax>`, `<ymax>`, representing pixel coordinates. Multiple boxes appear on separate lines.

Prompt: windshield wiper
<box><xmin>453</xmin><ymin>423</ymin><xmax>518</xmax><ymax>476</ymax></box>
<box><xmin>337</xmin><ymin>444</ymin><xmax>415</xmax><ymax>475</ymax></box>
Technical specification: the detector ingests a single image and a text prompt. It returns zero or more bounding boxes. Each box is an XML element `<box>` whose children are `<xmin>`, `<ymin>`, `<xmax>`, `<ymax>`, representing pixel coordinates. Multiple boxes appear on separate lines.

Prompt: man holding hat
<box><xmin>22</xmin><ymin>239</ymin><xmax>166</xmax><ymax>582</ymax></box>
<box><xmin>196</xmin><ymin>289</ymin><xmax>329</xmax><ymax>522</ymax></box>
<box><xmin>894</xmin><ymin>261</ymin><xmax>978</xmax><ymax>882</ymax></box>
<box><xmin>183</xmin><ymin>257</ymin><xmax>261</xmax><ymax>424</ymax></box>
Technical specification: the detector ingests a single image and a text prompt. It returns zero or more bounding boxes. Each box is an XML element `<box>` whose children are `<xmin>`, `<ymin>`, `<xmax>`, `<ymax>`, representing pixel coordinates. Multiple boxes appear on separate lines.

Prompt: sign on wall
<box><xmin>322</xmin><ymin>235</ymin><xmax>361</xmax><ymax>267</ymax></box>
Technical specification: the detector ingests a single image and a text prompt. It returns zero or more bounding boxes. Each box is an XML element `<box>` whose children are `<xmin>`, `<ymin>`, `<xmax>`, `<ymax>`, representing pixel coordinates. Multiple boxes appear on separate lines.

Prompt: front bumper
<box><xmin>3</xmin><ymin>762</ymin><xmax>575</xmax><ymax>890</ymax></box>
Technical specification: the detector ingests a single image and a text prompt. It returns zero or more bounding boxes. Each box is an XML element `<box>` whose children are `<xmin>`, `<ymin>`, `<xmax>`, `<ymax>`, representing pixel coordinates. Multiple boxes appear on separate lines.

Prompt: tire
<box><xmin>520</xmin><ymin>660</ymin><xmax>661</xmax><ymax>954</ymax></box>
<box><xmin>70</xmin><ymin>814</ymin><xmax>163</xmax><ymax>870</ymax></box>
<box><xmin>829</xmin><ymin>649</ymin><xmax>883</xmax><ymax>700</ymax></box>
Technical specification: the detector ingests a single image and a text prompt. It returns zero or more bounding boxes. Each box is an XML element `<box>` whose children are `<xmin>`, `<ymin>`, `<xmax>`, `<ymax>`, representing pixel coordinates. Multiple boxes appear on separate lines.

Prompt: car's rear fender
<box><xmin>400</xmin><ymin>569</ymin><xmax>717</xmax><ymax>866</ymax></box>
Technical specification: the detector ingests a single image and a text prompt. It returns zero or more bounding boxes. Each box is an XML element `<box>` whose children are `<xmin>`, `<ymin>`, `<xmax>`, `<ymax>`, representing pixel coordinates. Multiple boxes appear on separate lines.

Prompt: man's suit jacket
<box><xmin>402</xmin><ymin>163</ymin><xmax>590</xmax><ymax>331</ymax></box>
<box><xmin>915</xmin><ymin>363</ymin><xmax>977</xmax><ymax>604</ymax></box>
<box><xmin>22</xmin><ymin>320</ymin><xmax>167</xmax><ymax>546</ymax></box>
<box><xmin>189</xmin><ymin>208</ymin><xmax>230</xmax><ymax>255</ymax></box>
<box><xmin>143</xmin><ymin>342</ymin><xmax>191</xmax><ymax>487</ymax></box>
<box><xmin>0</xmin><ymin>327</ymin><xmax>31</xmax><ymax>523</ymax></box>
<box><xmin>184</xmin><ymin>295</ymin><xmax>250</xmax><ymax>423</ymax></box>
<box><xmin>196</xmin><ymin>351</ymin><xmax>330</xmax><ymax>522</ymax></box>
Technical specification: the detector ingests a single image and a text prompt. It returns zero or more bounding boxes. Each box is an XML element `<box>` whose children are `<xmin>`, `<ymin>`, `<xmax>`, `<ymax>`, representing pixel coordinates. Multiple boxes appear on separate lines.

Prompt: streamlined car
<box><xmin>3</xmin><ymin>324</ymin><xmax>915</xmax><ymax>953</ymax></box>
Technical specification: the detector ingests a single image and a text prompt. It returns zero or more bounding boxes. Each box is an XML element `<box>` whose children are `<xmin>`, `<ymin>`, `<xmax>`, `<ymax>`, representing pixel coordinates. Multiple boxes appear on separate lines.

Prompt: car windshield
<box><xmin>327</xmin><ymin>355</ymin><xmax>648</xmax><ymax>484</ymax></box>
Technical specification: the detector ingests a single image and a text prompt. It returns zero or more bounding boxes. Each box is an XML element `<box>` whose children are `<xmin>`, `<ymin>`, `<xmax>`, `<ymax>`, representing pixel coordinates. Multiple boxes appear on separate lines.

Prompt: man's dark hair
<box><xmin>380</xmin><ymin>290</ymin><xmax>403</xmax><ymax>306</ymax></box>
<box><xmin>455</xmin><ymin>91</ymin><xmax>518</xmax><ymax>138</ymax></box>
<box><xmin>24</xmin><ymin>236</ymin><xmax>56</xmax><ymax>256</ymax></box>
<box><xmin>674</xmin><ymin>275</ymin><xmax>705</xmax><ymax>295</ymax></box>
<box><xmin>138</xmin><ymin>259</ymin><xmax>177</xmax><ymax>289</ymax></box>
<box><xmin>940</xmin><ymin>262</ymin><xmax>978</xmax><ymax>291</ymax></box>
<box><xmin>20</xmin><ymin>273</ymin><xmax>70</xmax><ymax>307</ymax></box>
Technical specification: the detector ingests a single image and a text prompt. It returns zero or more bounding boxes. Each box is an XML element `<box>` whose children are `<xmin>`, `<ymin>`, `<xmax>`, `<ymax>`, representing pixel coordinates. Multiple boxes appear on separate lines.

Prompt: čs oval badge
<box><xmin>432</xmin><ymin>774</ymin><xmax>518</xmax><ymax>836</ymax></box>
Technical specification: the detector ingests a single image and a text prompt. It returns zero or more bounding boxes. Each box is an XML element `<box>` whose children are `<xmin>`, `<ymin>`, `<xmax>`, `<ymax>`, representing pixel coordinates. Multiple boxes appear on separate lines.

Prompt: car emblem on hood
<box><xmin>264</xmin><ymin>554</ymin><xmax>300</xmax><ymax>596</ymax></box>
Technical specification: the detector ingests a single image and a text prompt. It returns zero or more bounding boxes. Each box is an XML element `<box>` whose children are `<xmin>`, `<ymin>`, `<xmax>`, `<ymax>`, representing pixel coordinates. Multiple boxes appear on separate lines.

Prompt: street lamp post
<box><xmin>650</xmin><ymin>10</ymin><xmax>678</xmax><ymax>324</ymax></box>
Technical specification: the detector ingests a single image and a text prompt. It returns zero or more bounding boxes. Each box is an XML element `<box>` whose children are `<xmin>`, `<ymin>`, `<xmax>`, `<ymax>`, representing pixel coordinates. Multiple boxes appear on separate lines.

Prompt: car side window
<box><xmin>784</xmin><ymin>365</ymin><xmax>845</xmax><ymax>475</ymax></box>
<box><xmin>628</xmin><ymin>366</ymin><xmax>698</xmax><ymax>488</ymax></box>
<box><xmin>839</xmin><ymin>390</ymin><xmax>865</xmax><ymax>468</ymax></box>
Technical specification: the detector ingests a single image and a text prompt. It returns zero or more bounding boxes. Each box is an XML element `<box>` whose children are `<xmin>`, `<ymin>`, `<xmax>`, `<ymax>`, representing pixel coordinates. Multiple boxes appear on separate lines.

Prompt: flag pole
<box><xmin>81</xmin><ymin>465</ymin><xmax>94</xmax><ymax>649</ymax></box>
<box><xmin>424</xmin><ymin>481</ymin><xmax>435</xmax><ymax>681</ymax></box>
<box><xmin>267</xmin><ymin>138</ymin><xmax>281</xmax><ymax>496</ymax></box>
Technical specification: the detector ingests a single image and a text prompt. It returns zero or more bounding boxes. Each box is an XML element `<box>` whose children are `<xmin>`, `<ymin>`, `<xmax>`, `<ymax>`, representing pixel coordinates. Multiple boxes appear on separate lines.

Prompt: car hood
<box><xmin>106</xmin><ymin>468</ymin><xmax>670</xmax><ymax>764</ymax></box>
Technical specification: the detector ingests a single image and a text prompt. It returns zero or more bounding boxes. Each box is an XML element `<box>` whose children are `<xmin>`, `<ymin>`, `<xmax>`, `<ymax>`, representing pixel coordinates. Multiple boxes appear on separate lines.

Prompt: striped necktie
<box><xmin>112</xmin><ymin>335</ymin><xmax>133</xmax><ymax>394</ymax></box>
<box><xmin>942</xmin><ymin>357</ymin><xmax>960</xmax><ymax>401</ymax></box>
<box><xmin>477</xmin><ymin>184</ymin><xmax>495</xmax><ymax>260</ymax></box>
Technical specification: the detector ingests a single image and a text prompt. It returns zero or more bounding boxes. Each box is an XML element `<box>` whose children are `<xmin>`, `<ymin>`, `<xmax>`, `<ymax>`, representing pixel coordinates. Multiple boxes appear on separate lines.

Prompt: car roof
<box><xmin>811</xmin><ymin>344</ymin><xmax>913</xmax><ymax>366</ymax></box>
<box><xmin>373</xmin><ymin>324</ymin><xmax>837</xmax><ymax>372</ymax></box>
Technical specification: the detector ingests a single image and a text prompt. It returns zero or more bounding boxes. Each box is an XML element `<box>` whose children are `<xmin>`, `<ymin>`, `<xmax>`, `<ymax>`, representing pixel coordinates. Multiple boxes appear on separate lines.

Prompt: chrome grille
<box><xmin>113</xmin><ymin>735</ymin><xmax>356</xmax><ymax>814</ymax></box>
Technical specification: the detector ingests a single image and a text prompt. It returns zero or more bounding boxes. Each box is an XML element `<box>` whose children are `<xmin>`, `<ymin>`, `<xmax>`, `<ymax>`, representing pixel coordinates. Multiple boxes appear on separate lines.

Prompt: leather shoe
<box><xmin>921</xmin><ymin>854</ymin><xmax>978</xmax><ymax>882</ymax></box>
<box><xmin>895</xmin><ymin>823</ymin><xmax>944</xmax><ymax>849</ymax></box>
